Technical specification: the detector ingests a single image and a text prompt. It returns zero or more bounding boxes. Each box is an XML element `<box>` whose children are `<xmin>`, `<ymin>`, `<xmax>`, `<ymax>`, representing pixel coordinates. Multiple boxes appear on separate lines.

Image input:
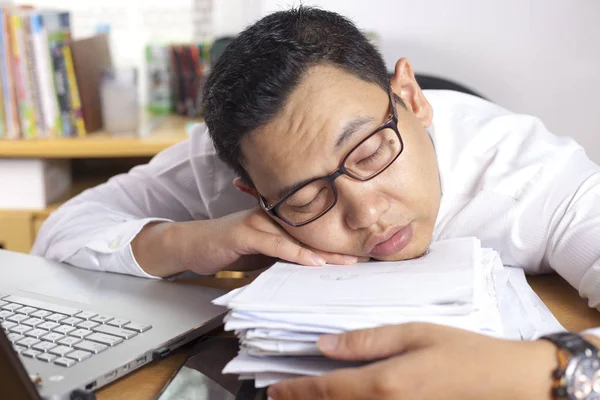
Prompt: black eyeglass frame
<box><xmin>258</xmin><ymin>88</ymin><xmax>404</xmax><ymax>227</ymax></box>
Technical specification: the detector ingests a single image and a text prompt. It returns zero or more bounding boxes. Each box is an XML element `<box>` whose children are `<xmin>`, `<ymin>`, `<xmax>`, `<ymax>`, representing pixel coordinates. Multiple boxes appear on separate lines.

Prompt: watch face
<box><xmin>568</xmin><ymin>356</ymin><xmax>600</xmax><ymax>399</ymax></box>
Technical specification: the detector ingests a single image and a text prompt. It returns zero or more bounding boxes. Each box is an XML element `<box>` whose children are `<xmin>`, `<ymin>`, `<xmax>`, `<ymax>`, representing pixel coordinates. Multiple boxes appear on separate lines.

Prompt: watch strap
<box><xmin>540</xmin><ymin>332</ymin><xmax>597</xmax><ymax>355</ymax></box>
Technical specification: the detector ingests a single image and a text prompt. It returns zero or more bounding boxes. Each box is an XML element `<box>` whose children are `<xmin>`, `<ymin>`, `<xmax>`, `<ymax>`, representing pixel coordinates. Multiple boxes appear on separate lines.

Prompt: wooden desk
<box><xmin>96</xmin><ymin>274</ymin><xmax>600</xmax><ymax>400</ymax></box>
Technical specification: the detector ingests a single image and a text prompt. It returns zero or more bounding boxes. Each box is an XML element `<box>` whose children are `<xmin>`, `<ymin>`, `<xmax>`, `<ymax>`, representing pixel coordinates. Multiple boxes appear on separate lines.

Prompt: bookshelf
<box><xmin>0</xmin><ymin>115</ymin><xmax>196</xmax><ymax>254</ymax></box>
<box><xmin>0</xmin><ymin>115</ymin><xmax>193</xmax><ymax>158</ymax></box>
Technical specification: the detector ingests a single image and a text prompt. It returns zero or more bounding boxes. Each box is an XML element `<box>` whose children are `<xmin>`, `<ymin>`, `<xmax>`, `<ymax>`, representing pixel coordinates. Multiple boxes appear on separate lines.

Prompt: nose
<box><xmin>336</xmin><ymin>177</ymin><xmax>389</xmax><ymax>230</ymax></box>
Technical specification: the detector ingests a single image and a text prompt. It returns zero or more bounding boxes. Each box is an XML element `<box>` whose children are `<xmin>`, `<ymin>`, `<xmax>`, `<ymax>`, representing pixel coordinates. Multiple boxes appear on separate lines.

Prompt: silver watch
<box><xmin>541</xmin><ymin>332</ymin><xmax>600</xmax><ymax>399</ymax></box>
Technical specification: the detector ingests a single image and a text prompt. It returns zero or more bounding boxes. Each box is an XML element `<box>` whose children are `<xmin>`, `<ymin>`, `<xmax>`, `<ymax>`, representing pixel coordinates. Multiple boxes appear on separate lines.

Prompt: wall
<box><xmin>252</xmin><ymin>0</ymin><xmax>600</xmax><ymax>162</ymax></box>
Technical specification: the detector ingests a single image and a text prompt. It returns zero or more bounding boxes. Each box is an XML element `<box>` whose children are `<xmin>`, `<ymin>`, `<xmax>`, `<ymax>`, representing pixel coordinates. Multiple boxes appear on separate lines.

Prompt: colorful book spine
<box><xmin>62</xmin><ymin>44</ymin><xmax>85</xmax><ymax>137</ymax></box>
<box><xmin>0</xmin><ymin>9</ymin><xmax>21</xmax><ymax>139</ymax></box>
<box><xmin>44</xmin><ymin>11</ymin><xmax>72</xmax><ymax>137</ymax></box>
<box><xmin>9</xmin><ymin>13</ymin><xmax>36</xmax><ymax>138</ymax></box>
<box><xmin>30</xmin><ymin>13</ymin><xmax>60</xmax><ymax>138</ymax></box>
<box><xmin>22</xmin><ymin>14</ymin><xmax>45</xmax><ymax>137</ymax></box>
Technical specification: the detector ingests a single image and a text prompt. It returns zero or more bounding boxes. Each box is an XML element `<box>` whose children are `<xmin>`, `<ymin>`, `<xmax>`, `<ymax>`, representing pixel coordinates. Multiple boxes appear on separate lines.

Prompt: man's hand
<box><xmin>268</xmin><ymin>323</ymin><xmax>557</xmax><ymax>400</ymax></box>
<box><xmin>132</xmin><ymin>207</ymin><xmax>366</xmax><ymax>277</ymax></box>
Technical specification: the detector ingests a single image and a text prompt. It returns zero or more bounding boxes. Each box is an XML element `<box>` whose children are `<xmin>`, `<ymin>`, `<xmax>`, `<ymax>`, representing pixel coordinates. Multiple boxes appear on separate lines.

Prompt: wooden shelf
<box><xmin>0</xmin><ymin>115</ymin><xmax>198</xmax><ymax>158</ymax></box>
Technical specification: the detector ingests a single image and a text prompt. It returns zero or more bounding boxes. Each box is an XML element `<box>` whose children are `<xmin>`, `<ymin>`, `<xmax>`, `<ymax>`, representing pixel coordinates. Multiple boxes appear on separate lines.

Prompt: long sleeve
<box><xmin>31</xmin><ymin>123</ymin><xmax>255</xmax><ymax>277</ymax></box>
<box><xmin>426</xmin><ymin>90</ymin><xmax>600</xmax><ymax>311</ymax></box>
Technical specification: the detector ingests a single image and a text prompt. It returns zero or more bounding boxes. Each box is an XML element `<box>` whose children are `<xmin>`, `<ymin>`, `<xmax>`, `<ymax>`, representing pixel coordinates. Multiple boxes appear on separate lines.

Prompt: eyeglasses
<box><xmin>258</xmin><ymin>88</ymin><xmax>404</xmax><ymax>227</ymax></box>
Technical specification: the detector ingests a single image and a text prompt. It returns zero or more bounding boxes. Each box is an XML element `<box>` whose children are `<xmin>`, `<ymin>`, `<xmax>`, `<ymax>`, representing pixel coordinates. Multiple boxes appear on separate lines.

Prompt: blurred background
<box><xmin>0</xmin><ymin>0</ymin><xmax>598</xmax><ymax>254</ymax></box>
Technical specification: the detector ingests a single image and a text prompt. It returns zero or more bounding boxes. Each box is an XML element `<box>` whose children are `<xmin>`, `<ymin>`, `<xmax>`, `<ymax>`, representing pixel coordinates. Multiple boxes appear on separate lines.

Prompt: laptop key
<box><xmin>15</xmin><ymin>306</ymin><xmax>37</xmax><ymax>315</ymax></box>
<box><xmin>25</xmin><ymin>329</ymin><xmax>48</xmax><ymax>339</ymax></box>
<box><xmin>77</xmin><ymin>320</ymin><xmax>100</xmax><ymax>330</ymax></box>
<box><xmin>57</xmin><ymin>336</ymin><xmax>81</xmax><ymax>347</ymax></box>
<box><xmin>75</xmin><ymin>311</ymin><xmax>97</xmax><ymax>320</ymax></box>
<box><xmin>45</xmin><ymin>313</ymin><xmax>67</xmax><ymax>323</ymax></box>
<box><xmin>53</xmin><ymin>325</ymin><xmax>76</xmax><ymax>335</ymax></box>
<box><xmin>69</xmin><ymin>329</ymin><xmax>93</xmax><ymax>339</ymax></box>
<box><xmin>0</xmin><ymin>310</ymin><xmax>14</xmax><ymax>320</ymax></box>
<box><xmin>1</xmin><ymin>303</ymin><xmax>22</xmax><ymax>312</ymax></box>
<box><xmin>93</xmin><ymin>325</ymin><xmax>137</xmax><ymax>339</ymax></box>
<box><xmin>22</xmin><ymin>349</ymin><xmax>42</xmax><ymax>358</ymax></box>
<box><xmin>87</xmin><ymin>332</ymin><xmax>123</xmax><ymax>346</ymax></box>
<box><xmin>13</xmin><ymin>345</ymin><xmax>27</xmax><ymax>354</ymax></box>
<box><xmin>107</xmin><ymin>318</ymin><xmax>130</xmax><ymax>328</ymax></box>
<box><xmin>62</xmin><ymin>317</ymin><xmax>84</xmax><ymax>326</ymax></box>
<box><xmin>10</xmin><ymin>325</ymin><xmax>32</xmax><ymax>335</ymax></box>
<box><xmin>41</xmin><ymin>332</ymin><xmax>64</xmax><ymax>343</ymax></box>
<box><xmin>23</xmin><ymin>317</ymin><xmax>45</xmax><ymax>327</ymax></box>
<box><xmin>91</xmin><ymin>315</ymin><xmax>113</xmax><ymax>324</ymax></box>
<box><xmin>31</xmin><ymin>310</ymin><xmax>53</xmax><ymax>319</ymax></box>
<box><xmin>7</xmin><ymin>333</ymin><xmax>24</xmax><ymax>343</ymax></box>
<box><xmin>1</xmin><ymin>321</ymin><xmax>17</xmax><ymax>331</ymax></box>
<box><xmin>32</xmin><ymin>341</ymin><xmax>57</xmax><ymax>352</ymax></box>
<box><xmin>7</xmin><ymin>314</ymin><xmax>28</xmax><ymax>323</ymax></box>
<box><xmin>38</xmin><ymin>321</ymin><xmax>60</xmax><ymax>331</ymax></box>
<box><xmin>3</xmin><ymin>296</ymin><xmax>81</xmax><ymax>316</ymax></box>
<box><xmin>54</xmin><ymin>357</ymin><xmax>76</xmax><ymax>367</ymax></box>
<box><xmin>0</xmin><ymin>300</ymin><xmax>7</xmax><ymax>308</ymax></box>
<box><xmin>16</xmin><ymin>337</ymin><xmax>40</xmax><ymax>348</ymax></box>
<box><xmin>124</xmin><ymin>322</ymin><xmax>152</xmax><ymax>333</ymax></box>
<box><xmin>49</xmin><ymin>345</ymin><xmax>73</xmax><ymax>357</ymax></box>
<box><xmin>66</xmin><ymin>350</ymin><xmax>92</xmax><ymax>362</ymax></box>
<box><xmin>74</xmin><ymin>340</ymin><xmax>107</xmax><ymax>354</ymax></box>
<box><xmin>37</xmin><ymin>353</ymin><xmax>57</xmax><ymax>363</ymax></box>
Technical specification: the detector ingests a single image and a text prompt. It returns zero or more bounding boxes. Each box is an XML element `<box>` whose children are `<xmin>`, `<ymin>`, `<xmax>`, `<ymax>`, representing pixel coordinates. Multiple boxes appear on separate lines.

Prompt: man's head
<box><xmin>203</xmin><ymin>6</ymin><xmax>441</xmax><ymax>262</ymax></box>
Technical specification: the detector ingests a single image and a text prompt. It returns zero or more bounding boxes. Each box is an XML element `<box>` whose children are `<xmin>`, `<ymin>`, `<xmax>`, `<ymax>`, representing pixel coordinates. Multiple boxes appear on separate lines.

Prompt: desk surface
<box><xmin>96</xmin><ymin>274</ymin><xmax>600</xmax><ymax>400</ymax></box>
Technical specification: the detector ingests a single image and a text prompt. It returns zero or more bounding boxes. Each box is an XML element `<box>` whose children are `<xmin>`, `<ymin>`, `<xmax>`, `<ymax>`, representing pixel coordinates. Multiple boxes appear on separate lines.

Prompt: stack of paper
<box><xmin>213</xmin><ymin>237</ymin><xmax>563</xmax><ymax>388</ymax></box>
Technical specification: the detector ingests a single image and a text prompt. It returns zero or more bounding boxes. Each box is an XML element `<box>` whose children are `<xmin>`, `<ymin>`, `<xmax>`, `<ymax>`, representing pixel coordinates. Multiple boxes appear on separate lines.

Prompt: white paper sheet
<box><xmin>223</xmin><ymin>237</ymin><xmax>480</xmax><ymax>312</ymax></box>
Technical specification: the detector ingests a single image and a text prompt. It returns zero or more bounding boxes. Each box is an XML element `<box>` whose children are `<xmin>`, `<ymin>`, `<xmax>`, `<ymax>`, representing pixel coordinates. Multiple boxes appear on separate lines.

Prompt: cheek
<box><xmin>384</xmin><ymin>136</ymin><xmax>440</xmax><ymax>214</ymax></box>
<box><xmin>283</xmin><ymin>218</ymin><xmax>350</xmax><ymax>252</ymax></box>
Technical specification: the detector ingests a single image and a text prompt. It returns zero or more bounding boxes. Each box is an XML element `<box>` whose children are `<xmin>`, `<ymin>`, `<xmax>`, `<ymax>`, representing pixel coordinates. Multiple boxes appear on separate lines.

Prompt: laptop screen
<box><xmin>0</xmin><ymin>326</ymin><xmax>41</xmax><ymax>400</ymax></box>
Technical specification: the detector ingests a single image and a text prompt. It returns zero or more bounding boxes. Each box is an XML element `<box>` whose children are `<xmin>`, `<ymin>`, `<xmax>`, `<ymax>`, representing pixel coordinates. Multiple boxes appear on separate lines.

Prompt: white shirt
<box><xmin>32</xmin><ymin>90</ymin><xmax>600</xmax><ymax>311</ymax></box>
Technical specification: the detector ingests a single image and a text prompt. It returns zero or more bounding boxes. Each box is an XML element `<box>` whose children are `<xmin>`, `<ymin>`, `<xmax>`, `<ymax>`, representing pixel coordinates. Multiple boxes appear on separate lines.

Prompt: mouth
<box><xmin>365</xmin><ymin>224</ymin><xmax>413</xmax><ymax>258</ymax></box>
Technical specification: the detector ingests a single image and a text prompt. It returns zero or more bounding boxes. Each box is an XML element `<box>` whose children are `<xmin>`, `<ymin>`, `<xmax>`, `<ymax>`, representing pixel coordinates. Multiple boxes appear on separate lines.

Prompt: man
<box><xmin>33</xmin><ymin>6</ymin><xmax>600</xmax><ymax>399</ymax></box>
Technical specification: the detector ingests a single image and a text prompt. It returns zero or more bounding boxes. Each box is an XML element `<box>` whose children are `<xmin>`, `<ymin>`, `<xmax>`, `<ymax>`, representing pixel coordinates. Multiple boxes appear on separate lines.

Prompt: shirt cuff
<box><xmin>583</xmin><ymin>327</ymin><xmax>600</xmax><ymax>339</ymax></box>
<box><xmin>72</xmin><ymin>218</ymin><xmax>172</xmax><ymax>278</ymax></box>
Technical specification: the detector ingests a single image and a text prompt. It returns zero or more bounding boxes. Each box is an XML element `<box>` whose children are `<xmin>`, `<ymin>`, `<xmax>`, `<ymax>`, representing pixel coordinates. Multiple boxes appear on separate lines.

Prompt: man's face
<box><xmin>241</xmin><ymin>63</ymin><xmax>441</xmax><ymax>261</ymax></box>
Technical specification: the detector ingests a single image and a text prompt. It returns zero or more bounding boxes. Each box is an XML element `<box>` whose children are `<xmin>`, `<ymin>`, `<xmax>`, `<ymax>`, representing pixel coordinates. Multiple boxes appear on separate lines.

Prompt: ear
<box><xmin>390</xmin><ymin>58</ymin><xmax>433</xmax><ymax>127</ymax></box>
<box><xmin>233</xmin><ymin>177</ymin><xmax>259</xmax><ymax>199</ymax></box>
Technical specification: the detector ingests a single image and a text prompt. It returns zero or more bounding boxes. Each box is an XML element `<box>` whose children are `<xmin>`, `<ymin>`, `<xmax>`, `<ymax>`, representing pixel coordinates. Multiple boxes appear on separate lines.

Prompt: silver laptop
<box><xmin>0</xmin><ymin>249</ymin><xmax>228</xmax><ymax>399</ymax></box>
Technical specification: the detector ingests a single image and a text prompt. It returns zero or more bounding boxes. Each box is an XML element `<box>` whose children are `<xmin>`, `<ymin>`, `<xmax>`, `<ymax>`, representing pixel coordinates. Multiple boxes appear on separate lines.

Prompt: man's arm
<box><xmin>507</xmin><ymin>146</ymin><xmax>600</xmax><ymax>309</ymax></box>
<box><xmin>32</xmin><ymin>124</ymin><xmax>358</xmax><ymax>277</ymax></box>
<box><xmin>32</xmin><ymin>123</ymin><xmax>252</xmax><ymax>277</ymax></box>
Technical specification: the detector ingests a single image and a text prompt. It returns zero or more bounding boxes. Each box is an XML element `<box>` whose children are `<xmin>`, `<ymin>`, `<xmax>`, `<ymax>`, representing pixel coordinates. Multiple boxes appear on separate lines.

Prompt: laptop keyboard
<box><xmin>0</xmin><ymin>295</ymin><xmax>152</xmax><ymax>368</ymax></box>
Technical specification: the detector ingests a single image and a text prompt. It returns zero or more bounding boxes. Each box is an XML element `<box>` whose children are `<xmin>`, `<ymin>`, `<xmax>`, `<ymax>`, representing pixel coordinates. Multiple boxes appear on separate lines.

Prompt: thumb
<box><xmin>317</xmin><ymin>322</ymin><xmax>443</xmax><ymax>361</ymax></box>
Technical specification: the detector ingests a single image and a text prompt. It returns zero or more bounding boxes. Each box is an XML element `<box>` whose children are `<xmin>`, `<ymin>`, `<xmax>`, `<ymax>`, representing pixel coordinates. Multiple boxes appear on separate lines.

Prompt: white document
<box><xmin>220</xmin><ymin>237</ymin><xmax>480</xmax><ymax>313</ymax></box>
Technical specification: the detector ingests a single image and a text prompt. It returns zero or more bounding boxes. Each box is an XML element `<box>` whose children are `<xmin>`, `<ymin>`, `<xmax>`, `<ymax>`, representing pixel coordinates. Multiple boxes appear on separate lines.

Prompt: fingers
<box><xmin>268</xmin><ymin>358</ymin><xmax>410</xmax><ymax>400</ymax></box>
<box><xmin>268</xmin><ymin>367</ymin><xmax>371</xmax><ymax>400</ymax></box>
<box><xmin>249</xmin><ymin>231</ymin><xmax>327</xmax><ymax>266</ymax></box>
<box><xmin>317</xmin><ymin>322</ymin><xmax>444</xmax><ymax>361</ymax></box>
<box><xmin>312</xmin><ymin>249</ymin><xmax>359</xmax><ymax>265</ymax></box>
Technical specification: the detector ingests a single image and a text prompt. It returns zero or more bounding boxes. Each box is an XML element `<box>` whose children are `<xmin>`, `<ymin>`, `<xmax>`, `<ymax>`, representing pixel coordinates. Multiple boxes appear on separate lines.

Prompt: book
<box><xmin>22</xmin><ymin>13</ymin><xmax>45</xmax><ymax>137</ymax></box>
<box><xmin>0</xmin><ymin>8</ymin><xmax>21</xmax><ymax>139</ymax></box>
<box><xmin>30</xmin><ymin>12</ymin><xmax>60</xmax><ymax>138</ymax></box>
<box><xmin>9</xmin><ymin>12</ymin><xmax>37</xmax><ymax>138</ymax></box>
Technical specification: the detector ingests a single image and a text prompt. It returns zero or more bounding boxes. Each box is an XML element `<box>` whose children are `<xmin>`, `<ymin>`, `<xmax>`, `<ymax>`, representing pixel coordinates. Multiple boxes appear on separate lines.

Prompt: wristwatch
<box><xmin>540</xmin><ymin>332</ymin><xmax>600</xmax><ymax>399</ymax></box>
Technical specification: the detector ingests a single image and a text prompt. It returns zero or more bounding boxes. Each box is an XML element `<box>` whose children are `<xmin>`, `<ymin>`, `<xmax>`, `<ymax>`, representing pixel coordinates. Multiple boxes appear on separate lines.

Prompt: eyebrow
<box><xmin>334</xmin><ymin>116</ymin><xmax>376</xmax><ymax>150</ymax></box>
<box><xmin>271</xmin><ymin>116</ymin><xmax>376</xmax><ymax>203</ymax></box>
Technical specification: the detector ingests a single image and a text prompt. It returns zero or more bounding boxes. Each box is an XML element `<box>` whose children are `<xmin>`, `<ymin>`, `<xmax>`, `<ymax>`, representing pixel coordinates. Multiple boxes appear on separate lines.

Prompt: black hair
<box><xmin>203</xmin><ymin>6</ymin><xmax>392</xmax><ymax>184</ymax></box>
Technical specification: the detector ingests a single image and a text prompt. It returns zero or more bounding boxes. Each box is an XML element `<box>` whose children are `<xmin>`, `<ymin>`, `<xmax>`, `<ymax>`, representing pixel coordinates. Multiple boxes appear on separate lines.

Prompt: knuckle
<box><xmin>372</xmin><ymin>367</ymin><xmax>404</xmax><ymax>398</ymax></box>
<box><xmin>271</xmin><ymin>235</ymin><xmax>289</xmax><ymax>253</ymax></box>
<box><xmin>341</xmin><ymin>328</ymin><xmax>376</xmax><ymax>353</ymax></box>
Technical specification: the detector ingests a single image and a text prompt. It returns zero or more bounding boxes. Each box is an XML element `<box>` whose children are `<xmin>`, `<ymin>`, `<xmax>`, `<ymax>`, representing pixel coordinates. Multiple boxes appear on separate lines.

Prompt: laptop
<box><xmin>0</xmin><ymin>249</ymin><xmax>228</xmax><ymax>399</ymax></box>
